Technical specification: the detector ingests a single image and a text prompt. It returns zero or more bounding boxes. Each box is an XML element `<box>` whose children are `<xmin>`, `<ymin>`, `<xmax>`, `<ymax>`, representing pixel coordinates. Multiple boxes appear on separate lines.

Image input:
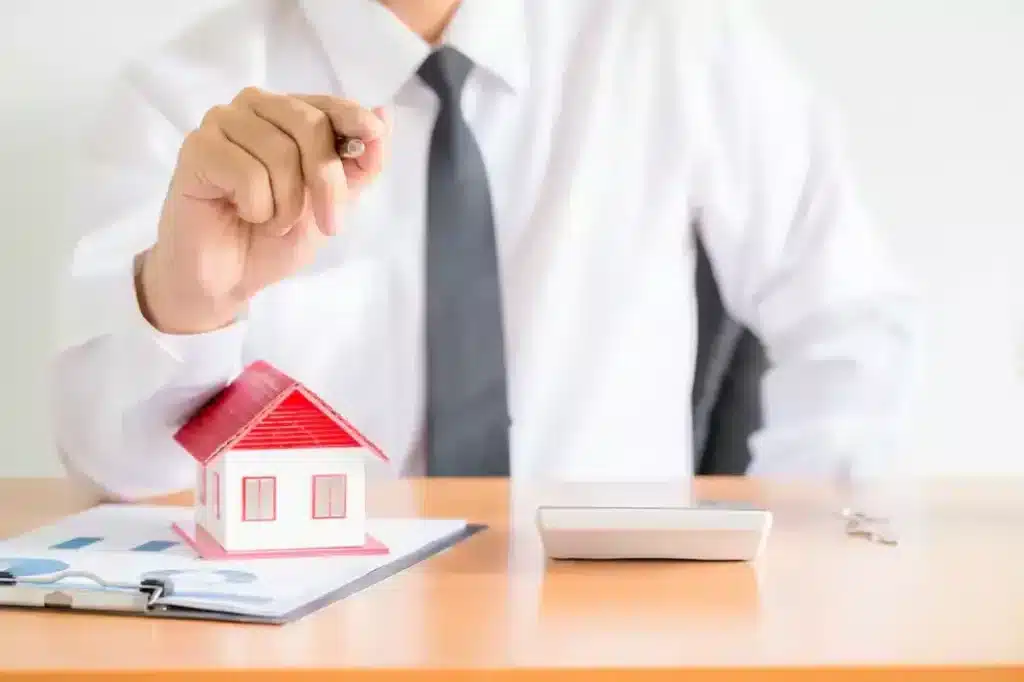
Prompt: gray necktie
<box><xmin>418</xmin><ymin>47</ymin><xmax>511</xmax><ymax>476</ymax></box>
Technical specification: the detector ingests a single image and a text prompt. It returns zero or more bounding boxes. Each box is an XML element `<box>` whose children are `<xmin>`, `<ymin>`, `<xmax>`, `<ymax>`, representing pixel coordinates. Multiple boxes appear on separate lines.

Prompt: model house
<box><xmin>169</xmin><ymin>360</ymin><xmax>390</xmax><ymax>559</ymax></box>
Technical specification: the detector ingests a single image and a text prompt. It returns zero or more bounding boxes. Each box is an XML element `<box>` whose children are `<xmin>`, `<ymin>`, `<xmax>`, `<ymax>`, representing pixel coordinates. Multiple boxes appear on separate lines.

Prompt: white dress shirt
<box><xmin>52</xmin><ymin>0</ymin><xmax>919</xmax><ymax>500</ymax></box>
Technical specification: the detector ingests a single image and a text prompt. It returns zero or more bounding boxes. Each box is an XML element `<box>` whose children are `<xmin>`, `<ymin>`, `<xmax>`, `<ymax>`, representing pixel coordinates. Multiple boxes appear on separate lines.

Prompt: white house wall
<box><xmin>220</xmin><ymin>448</ymin><xmax>368</xmax><ymax>551</ymax></box>
<box><xmin>194</xmin><ymin>465</ymin><xmax>205</xmax><ymax>529</ymax></box>
<box><xmin>196</xmin><ymin>458</ymin><xmax>228</xmax><ymax>546</ymax></box>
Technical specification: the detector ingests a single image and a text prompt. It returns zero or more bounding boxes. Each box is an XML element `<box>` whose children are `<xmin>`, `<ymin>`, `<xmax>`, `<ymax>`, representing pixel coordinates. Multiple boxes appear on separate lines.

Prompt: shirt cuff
<box><xmin>747</xmin><ymin>416</ymin><xmax>902</xmax><ymax>483</ymax></box>
<box><xmin>64</xmin><ymin>254</ymin><xmax>248</xmax><ymax>405</ymax></box>
<box><xmin>130</xmin><ymin>253</ymin><xmax>247</xmax><ymax>387</ymax></box>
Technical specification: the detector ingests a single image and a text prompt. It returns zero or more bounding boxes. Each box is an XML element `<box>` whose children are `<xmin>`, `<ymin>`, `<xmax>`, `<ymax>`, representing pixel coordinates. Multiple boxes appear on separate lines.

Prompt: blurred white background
<box><xmin>1</xmin><ymin>1</ymin><xmax>1022</xmax><ymax>477</ymax></box>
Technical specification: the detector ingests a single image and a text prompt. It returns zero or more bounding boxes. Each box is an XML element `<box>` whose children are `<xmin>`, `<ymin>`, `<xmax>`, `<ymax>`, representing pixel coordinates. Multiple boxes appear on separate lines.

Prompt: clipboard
<box><xmin>0</xmin><ymin>523</ymin><xmax>486</xmax><ymax>624</ymax></box>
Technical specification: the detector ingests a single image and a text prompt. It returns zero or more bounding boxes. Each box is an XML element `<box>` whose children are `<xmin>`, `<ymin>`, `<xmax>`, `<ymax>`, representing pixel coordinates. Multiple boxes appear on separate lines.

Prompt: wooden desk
<box><xmin>0</xmin><ymin>477</ymin><xmax>1021</xmax><ymax>680</ymax></box>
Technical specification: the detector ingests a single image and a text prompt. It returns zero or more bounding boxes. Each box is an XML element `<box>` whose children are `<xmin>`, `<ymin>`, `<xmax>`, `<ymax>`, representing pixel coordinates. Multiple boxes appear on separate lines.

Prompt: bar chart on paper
<box><xmin>0</xmin><ymin>506</ymin><xmax>275</xmax><ymax>609</ymax></box>
<box><xmin>0</xmin><ymin>504</ymin><xmax>477</xmax><ymax>622</ymax></box>
<box><xmin>0</xmin><ymin>506</ymin><xmax>333</xmax><ymax>612</ymax></box>
<box><xmin>8</xmin><ymin>506</ymin><xmax>197</xmax><ymax>557</ymax></box>
<box><xmin>48</xmin><ymin>536</ymin><xmax>181</xmax><ymax>552</ymax></box>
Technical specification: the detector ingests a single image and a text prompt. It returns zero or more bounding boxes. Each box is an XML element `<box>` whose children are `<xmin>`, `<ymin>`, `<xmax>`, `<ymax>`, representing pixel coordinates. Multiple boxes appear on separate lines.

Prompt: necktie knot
<box><xmin>417</xmin><ymin>46</ymin><xmax>474</xmax><ymax>107</ymax></box>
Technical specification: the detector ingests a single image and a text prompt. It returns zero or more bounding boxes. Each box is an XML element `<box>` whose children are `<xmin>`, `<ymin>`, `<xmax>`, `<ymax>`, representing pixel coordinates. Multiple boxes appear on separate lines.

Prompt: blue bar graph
<box><xmin>131</xmin><ymin>540</ymin><xmax>178</xmax><ymax>552</ymax></box>
<box><xmin>50</xmin><ymin>536</ymin><xmax>103</xmax><ymax>550</ymax></box>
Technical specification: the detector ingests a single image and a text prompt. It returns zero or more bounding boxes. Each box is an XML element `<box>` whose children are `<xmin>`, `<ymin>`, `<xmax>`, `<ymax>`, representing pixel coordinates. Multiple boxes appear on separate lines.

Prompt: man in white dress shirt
<box><xmin>52</xmin><ymin>0</ymin><xmax>919</xmax><ymax>500</ymax></box>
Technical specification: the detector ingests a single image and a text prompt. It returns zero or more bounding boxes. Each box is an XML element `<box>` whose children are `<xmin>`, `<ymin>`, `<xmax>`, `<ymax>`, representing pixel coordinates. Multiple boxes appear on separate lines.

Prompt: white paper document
<box><xmin>0</xmin><ymin>505</ymin><xmax>476</xmax><ymax>623</ymax></box>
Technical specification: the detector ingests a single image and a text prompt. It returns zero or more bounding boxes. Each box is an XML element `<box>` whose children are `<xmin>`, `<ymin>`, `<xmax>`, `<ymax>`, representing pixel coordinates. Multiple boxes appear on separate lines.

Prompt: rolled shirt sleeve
<box><xmin>693</xmin><ymin>1</ymin><xmax>922</xmax><ymax>482</ymax></box>
<box><xmin>50</xmin><ymin>66</ymin><xmax>247</xmax><ymax>501</ymax></box>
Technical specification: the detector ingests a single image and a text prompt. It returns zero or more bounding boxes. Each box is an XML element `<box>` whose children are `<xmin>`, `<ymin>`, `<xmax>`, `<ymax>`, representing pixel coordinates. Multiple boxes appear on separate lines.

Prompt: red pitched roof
<box><xmin>173</xmin><ymin>361</ymin><xmax>388</xmax><ymax>465</ymax></box>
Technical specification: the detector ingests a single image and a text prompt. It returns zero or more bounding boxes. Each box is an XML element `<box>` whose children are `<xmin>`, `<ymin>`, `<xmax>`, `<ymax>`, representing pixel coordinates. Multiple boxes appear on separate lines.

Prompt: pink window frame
<box><xmin>242</xmin><ymin>476</ymin><xmax>277</xmax><ymax>522</ymax></box>
<box><xmin>212</xmin><ymin>472</ymin><xmax>221</xmax><ymax>520</ymax></box>
<box><xmin>311</xmin><ymin>474</ymin><xmax>348</xmax><ymax>519</ymax></box>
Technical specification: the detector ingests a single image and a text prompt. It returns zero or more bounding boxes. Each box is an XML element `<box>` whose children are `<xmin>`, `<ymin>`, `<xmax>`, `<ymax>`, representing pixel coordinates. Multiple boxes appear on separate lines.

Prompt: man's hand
<box><xmin>138</xmin><ymin>87</ymin><xmax>389</xmax><ymax>334</ymax></box>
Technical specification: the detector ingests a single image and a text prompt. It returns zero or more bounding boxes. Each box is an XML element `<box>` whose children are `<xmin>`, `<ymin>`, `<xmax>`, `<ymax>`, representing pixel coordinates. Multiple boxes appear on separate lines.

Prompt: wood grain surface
<box><xmin>0</xmin><ymin>476</ymin><xmax>1021</xmax><ymax>680</ymax></box>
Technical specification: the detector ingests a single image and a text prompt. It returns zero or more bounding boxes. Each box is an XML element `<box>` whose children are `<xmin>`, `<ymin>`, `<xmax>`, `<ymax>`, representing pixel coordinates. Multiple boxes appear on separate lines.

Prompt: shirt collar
<box><xmin>298</xmin><ymin>0</ymin><xmax>529</xmax><ymax>107</ymax></box>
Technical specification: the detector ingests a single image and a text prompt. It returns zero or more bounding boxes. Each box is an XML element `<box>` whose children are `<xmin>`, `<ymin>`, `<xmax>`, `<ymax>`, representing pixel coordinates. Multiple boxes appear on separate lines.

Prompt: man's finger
<box><xmin>343</xmin><ymin>137</ymin><xmax>385</xmax><ymax>193</ymax></box>
<box><xmin>240</xmin><ymin>91</ymin><xmax>348</xmax><ymax>236</ymax></box>
<box><xmin>215</xmin><ymin>106</ymin><xmax>306</xmax><ymax>235</ymax></box>
<box><xmin>180</xmin><ymin>128</ymin><xmax>274</xmax><ymax>225</ymax></box>
<box><xmin>293</xmin><ymin>94</ymin><xmax>388</xmax><ymax>141</ymax></box>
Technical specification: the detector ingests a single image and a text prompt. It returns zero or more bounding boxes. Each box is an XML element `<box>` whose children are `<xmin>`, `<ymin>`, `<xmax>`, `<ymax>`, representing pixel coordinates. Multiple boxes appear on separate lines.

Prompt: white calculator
<box><xmin>535</xmin><ymin>483</ymin><xmax>772</xmax><ymax>562</ymax></box>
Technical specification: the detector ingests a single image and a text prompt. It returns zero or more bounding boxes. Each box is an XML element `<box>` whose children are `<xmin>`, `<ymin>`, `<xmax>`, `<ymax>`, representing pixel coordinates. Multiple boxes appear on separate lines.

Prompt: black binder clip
<box><xmin>0</xmin><ymin>570</ymin><xmax>174</xmax><ymax>613</ymax></box>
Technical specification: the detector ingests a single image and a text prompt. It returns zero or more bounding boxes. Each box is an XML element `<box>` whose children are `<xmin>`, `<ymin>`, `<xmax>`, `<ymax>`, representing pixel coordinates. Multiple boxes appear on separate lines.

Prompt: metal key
<box><xmin>838</xmin><ymin>508</ymin><xmax>899</xmax><ymax>546</ymax></box>
<box><xmin>845</xmin><ymin>519</ymin><xmax>899</xmax><ymax>546</ymax></box>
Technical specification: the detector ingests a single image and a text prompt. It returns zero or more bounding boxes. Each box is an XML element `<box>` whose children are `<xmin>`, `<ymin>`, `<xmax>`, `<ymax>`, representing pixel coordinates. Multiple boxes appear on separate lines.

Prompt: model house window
<box><xmin>312</xmin><ymin>475</ymin><xmax>347</xmax><ymax>519</ymax></box>
<box><xmin>212</xmin><ymin>472</ymin><xmax>221</xmax><ymax>520</ymax></box>
<box><xmin>243</xmin><ymin>476</ymin><xmax>276</xmax><ymax>521</ymax></box>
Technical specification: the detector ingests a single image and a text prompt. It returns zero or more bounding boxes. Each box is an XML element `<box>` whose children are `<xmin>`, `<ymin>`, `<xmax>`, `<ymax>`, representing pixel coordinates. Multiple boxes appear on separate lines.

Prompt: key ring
<box><xmin>837</xmin><ymin>507</ymin><xmax>887</xmax><ymax>523</ymax></box>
